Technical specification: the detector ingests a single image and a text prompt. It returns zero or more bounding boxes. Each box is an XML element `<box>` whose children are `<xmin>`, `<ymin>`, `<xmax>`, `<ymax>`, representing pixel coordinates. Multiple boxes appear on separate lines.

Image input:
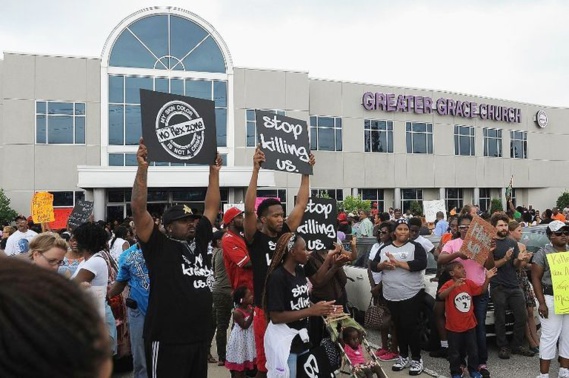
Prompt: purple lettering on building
<box><xmin>362</xmin><ymin>92</ymin><xmax>521</xmax><ymax>123</ymax></box>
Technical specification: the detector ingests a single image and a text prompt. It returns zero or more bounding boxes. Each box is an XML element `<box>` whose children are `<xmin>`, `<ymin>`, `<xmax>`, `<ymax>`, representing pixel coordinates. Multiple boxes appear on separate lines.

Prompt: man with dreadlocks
<box><xmin>243</xmin><ymin>146</ymin><xmax>315</xmax><ymax>377</ymax></box>
<box><xmin>131</xmin><ymin>137</ymin><xmax>223</xmax><ymax>378</ymax></box>
<box><xmin>263</xmin><ymin>232</ymin><xmax>335</xmax><ymax>378</ymax></box>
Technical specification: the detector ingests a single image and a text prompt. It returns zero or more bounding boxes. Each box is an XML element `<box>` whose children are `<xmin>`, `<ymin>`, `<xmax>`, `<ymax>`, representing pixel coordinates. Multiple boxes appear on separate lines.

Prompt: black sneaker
<box><xmin>498</xmin><ymin>347</ymin><xmax>511</xmax><ymax>359</ymax></box>
<box><xmin>478</xmin><ymin>364</ymin><xmax>491</xmax><ymax>378</ymax></box>
<box><xmin>512</xmin><ymin>346</ymin><xmax>536</xmax><ymax>357</ymax></box>
<box><xmin>429</xmin><ymin>347</ymin><xmax>448</xmax><ymax>358</ymax></box>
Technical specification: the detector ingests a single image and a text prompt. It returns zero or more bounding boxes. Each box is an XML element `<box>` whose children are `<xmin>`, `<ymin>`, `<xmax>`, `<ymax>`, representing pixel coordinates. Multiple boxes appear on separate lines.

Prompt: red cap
<box><xmin>337</xmin><ymin>212</ymin><xmax>348</xmax><ymax>223</ymax></box>
<box><xmin>223</xmin><ymin>207</ymin><xmax>243</xmax><ymax>225</ymax></box>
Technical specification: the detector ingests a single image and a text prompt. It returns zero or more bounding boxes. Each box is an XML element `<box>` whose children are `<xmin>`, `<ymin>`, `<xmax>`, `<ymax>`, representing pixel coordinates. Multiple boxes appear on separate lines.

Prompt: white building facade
<box><xmin>0</xmin><ymin>7</ymin><xmax>566</xmax><ymax>222</ymax></box>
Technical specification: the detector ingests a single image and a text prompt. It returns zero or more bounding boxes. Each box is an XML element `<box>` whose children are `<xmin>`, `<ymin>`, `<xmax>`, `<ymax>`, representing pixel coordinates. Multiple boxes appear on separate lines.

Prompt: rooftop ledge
<box><xmin>77</xmin><ymin>165</ymin><xmax>275</xmax><ymax>189</ymax></box>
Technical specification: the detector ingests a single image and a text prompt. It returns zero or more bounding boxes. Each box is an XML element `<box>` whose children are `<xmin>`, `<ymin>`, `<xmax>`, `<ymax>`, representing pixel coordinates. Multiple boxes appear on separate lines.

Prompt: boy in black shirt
<box><xmin>132</xmin><ymin>137</ymin><xmax>222</xmax><ymax>378</ymax></box>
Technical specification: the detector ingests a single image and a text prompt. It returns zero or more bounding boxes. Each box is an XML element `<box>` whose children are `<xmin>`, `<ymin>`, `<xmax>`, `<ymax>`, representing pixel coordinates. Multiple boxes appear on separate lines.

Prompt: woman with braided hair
<box><xmin>263</xmin><ymin>232</ymin><xmax>335</xmax><ymax>378</ymax></box>
<box><xmin>0</xmin><ymin>258</ymin><xmax>112</xmax><ymax>378</ymax></box>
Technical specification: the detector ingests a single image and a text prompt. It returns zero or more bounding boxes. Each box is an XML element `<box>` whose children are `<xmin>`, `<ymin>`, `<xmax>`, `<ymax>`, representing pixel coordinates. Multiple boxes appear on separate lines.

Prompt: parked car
<box><xmin>344</xmin><ymin>230</ymin><xmax>545</xmax><ymax>350</ymax></box>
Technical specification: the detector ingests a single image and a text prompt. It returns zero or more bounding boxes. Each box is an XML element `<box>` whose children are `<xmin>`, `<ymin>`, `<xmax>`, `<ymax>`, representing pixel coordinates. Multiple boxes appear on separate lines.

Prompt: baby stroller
<box><xmin>324</xmin><ymin>312</ymin><xmax>388</xmax><ymax>378</ymax></box>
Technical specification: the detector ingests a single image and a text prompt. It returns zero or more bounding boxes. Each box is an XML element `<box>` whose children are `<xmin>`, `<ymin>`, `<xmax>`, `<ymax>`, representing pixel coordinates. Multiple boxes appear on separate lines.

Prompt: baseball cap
<box><xmin>223</xmin><ymin>207</ymin><xmax>243</xmax><ymax>225</ymax></box>
<box><xmin>162</xmin><ymin>205</ymin><xmax>201</xmax><ymax>225</ymax></box>
<box><xmin>548</xmin><ymin>220</ymin><xmax>569</xmax><ymax>232</ymax></box>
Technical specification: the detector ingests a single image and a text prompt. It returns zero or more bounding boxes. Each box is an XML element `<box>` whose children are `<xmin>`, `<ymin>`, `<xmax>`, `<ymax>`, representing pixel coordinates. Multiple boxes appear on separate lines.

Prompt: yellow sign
<box><xmin>546</xmin><ymin>252</ymin><xmax>569</xmax><ymax>315</ymax></box>
<box><xmin>31</xmin><ymin>192</ymin><xmax>55</xmax><ymax>223</ymax></box>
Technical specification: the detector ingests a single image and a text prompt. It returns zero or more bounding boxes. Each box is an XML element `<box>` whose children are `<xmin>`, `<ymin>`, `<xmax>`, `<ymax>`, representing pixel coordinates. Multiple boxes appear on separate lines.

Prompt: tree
<box><xmin>0</xmin><ymin>189</ymin><xmax>17</xmax><ymax>225</ymax></box>
<box><xmin>409</xmin><ymin>201</ymin><xmax>423</xmax><ymax>216</ymax></box>
<box><xmin>556</xmin><ymin>191</ymin><xmax>569</xmax><ymax>210</ymax></box>
<box><xmin>338</xmin><ymin>195</ymin><xmax>371</xmax><ymax>213</ymax></box>
<box><xmin>490</xmin><ymin>198</ymin><xmax>503</xmax><ymax>214</ymax></box>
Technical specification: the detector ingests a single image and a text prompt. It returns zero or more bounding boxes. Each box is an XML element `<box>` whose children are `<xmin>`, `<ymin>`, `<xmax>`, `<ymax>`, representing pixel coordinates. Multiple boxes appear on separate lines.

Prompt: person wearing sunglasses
<box><xmin>531</xmin><ymin>220</ymin><xmax>569</xmax><ymax>378</ymax></box>
<box><xmin>28</xmin><ymin>232</ymin><xmax>67</xmax><ymax>271</ymax></box>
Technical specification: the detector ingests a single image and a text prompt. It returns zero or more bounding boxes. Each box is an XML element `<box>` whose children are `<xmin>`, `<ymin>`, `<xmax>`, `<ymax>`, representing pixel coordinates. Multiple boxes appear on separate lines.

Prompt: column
<box><xmin>473</xmin><ymin>187</ymin><xmax>480</xmax><ymax>208</ymax></box>
<box><xmin>394</xmin><ymin>188</ymin><xmax>401</xmax><ymax>210</ymax></box>
<box><xmin>93</xmin><ymin>188</ymin><xmax>106</xmax><ymax>222</ymax></box>
<box><xmin>439</xmin><ymin>187</ymin><xmax>445</xmax><ymax>200</ymax></box>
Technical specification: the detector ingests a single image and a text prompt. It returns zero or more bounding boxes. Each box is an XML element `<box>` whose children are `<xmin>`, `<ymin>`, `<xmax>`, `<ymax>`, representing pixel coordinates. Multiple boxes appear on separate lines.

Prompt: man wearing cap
<box><xmin>487</xmin><ymin>212</ymin><xmax>534</xmax><ymax>362</ymax></box>
<box><xmin>221</xmin><ymin>207</ymin><xmax>253</xmax><ymax>291</ymax></box>
<box><xmin>131</xmin><ymin>138</ymin><xmax>222</xmax><ymax>378</ymax></box>
<box><xmin>243</xmin><ymin>146</ymin><xmax>315</xmax><ymax>377</ymax></box>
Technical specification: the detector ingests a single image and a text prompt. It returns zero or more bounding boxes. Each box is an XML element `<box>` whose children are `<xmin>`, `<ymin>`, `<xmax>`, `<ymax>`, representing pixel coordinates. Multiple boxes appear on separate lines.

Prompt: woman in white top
<box><xmin>72</xmin><ymin>222</ymin><xmax>117</xmax><ymax>355</ymax></box>
<box><xmin>108</xmin><ymin>225</ymin><xmax>129</xmax><ymax>261</ymax></box>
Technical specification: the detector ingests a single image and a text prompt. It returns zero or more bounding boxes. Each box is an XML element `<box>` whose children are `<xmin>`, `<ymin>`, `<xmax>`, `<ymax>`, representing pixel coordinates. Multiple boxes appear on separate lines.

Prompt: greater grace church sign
<box><xmin>362</xmin><ymin>92</ymin><xmax>522</xmax><ymax>124</ymax></box>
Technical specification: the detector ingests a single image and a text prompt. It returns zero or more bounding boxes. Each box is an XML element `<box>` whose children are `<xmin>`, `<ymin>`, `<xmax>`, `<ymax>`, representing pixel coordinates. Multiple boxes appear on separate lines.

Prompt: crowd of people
<box><xmin>0</xmin><ymin>138</ymin><xmax>568</xmax><ymax>378</ymax></box>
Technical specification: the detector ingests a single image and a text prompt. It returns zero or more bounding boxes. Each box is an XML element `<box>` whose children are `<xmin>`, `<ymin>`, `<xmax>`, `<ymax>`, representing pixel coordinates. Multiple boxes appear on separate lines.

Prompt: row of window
<box><xmin>33</xmin><ymin>101</ymin><xmax>527</xmax><ymax>160</ymax></box>
<box><xmin>108</xmin><ymin>153</ymin><xmax>227</xmax><ymax>167</ymax></box>
<box><xmin>245</xmin><ymin>112</ymin><xmax>528</xmax><ymax>158</ymax></box>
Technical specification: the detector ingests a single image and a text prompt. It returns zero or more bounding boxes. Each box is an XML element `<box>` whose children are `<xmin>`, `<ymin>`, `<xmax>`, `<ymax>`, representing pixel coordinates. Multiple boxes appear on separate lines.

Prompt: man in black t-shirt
<box><xmin>131</xmin><ymin>138</ymin><xmax>222</xmax><ymax>378</ymax></box>
<box><xmin>243</xmin><ymin>146</ymin><xmax>315</xmax><ymax>376</ymax></box>
<box><xmin>488</xmin><ymin>213</ymin><xmax>534</xmax><ymax>360</ymax></box>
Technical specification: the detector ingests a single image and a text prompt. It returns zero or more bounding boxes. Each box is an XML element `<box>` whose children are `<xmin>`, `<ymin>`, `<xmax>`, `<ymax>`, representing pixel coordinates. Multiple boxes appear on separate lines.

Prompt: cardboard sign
<box><xmin>296</xmin><ymin>345</ymin><xmax>334</xmax><ymax>378</ymax></box>
<box><xmin>255</xmin><ymin>110</ymin><xmax>312</xmax><ymax>175</ymax></box>
<box><xmin>140</xmin><ymin>89</ymin><xmax>217</xmax><ymax>164</ymax></box>
<box><xmin>67</xmin><ymin>200</ymin><xmax>94</xmax><ymax>230</ymax></box>
<box><xmin>546</xmin><ymin>252</ymin><xmax>569</xmax><ymax>314</ymax></box>
<box><xmin>423</xmin><ymin>199</ymin><xmax>446</xmax><ymax>223</ymax></box>
<box><xmin>459</xmin><ymin>215</ymin><xmax>496</xmax><ymax>265</ymax></box>
<box><xmin>31</xmin><ymin>192</ymin><xmax>55</xmax><ymax>223</ymax></box>
<box><xmin>49</xmin><ymin>208</ymin><xmax>73</xmax><ymax>230</ymax></box>
<box><xmin>297</xmin><ymin>197</ymin><xmax>337</xmax><ymax>251</ymax></box>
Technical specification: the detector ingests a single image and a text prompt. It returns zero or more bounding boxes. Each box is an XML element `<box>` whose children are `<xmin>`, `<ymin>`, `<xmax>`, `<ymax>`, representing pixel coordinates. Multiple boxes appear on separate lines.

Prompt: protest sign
<box><xmin>140</xmin><ymin>89</ymin><xmax>217</xmax><ymax>164</ymax></box>
<box><xmin>255</xmin><ymin>111</ymin><xmax>312</xmax><ymax>175</ymax></box>
<box><xmin>423</xmin><ymin>199</ymin><xmax>446</xmax><ymax>223</ymax></box>
<box><xmin>31</xmin><ymin>192</ymin><xmax>55</xmax><ymax>223</ymax></box>
<box><xmin>49</xmin><ymin>208</ymin><xmax>73</xmax><ymax>230</ymax></box>
<box><xmin>67</xmin><ymin>200</ymin><xmax>94</xmax><ymax>230</ymax></box>
<box><xmin>297</xmin><ymin>197</ymin><xmax>337</xmax><ymax>251</ymax></box>
<box><xmin>546</xmin><ymin>252</ymin><xmax>569</xmax><ymax>314</ymax></box>
<box><xmin>297</xmin><ymin>345</ymin><xmax>334</xmax><ymax>378</ymax></box>
<box><xmin>459</xmin><ymin>215</ymin><xmax>496</xmax><ymax>265</ymax></box>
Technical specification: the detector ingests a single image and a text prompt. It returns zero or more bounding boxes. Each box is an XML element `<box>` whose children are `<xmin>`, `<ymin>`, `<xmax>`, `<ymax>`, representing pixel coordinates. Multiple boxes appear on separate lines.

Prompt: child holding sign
<box><xmin>438</xmin><ymin>261</ymin><xmax>497</xmax><ymax>378</ymax></box>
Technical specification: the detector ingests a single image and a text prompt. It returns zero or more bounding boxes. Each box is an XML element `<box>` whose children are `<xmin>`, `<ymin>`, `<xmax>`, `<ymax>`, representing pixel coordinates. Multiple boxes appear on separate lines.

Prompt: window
<box><xmin>36</xmin><ymin>101</ymin><xmax>86</xmax><ymax>144</ymax></box>
<box><xmin>257</xmin><ymin>189</ymin><xmax>287</xmax><ymax>214</ymax></box>
<box><xmin>109</xmin><ymin>15</ymin><xmax>226</xmax><ymax>73</ymax></box>
<box><xmin>108</xmin><ymin>75</ymin><xmax>227</xmax><ymax>147</ymax></box>
<box><xmin>406</xmin><ymin>122</ymin><xmax>433</xmax><ymax>154</ymax></box>
<box><xmin>445</xmin><ymin>188</ymin><xmax>463</xmax><ymax>213</ymax></box>
<box><xmin>454</xmin><ymin>125</ymin><xmax>475</xmax><ymax>156</ymax></box>
<box><xmin>510</xmin><ymin>130</ymin><xmax>527</xmax><ymax>159</ymax></box>
<box><xmin>360</xmin><ymin>189</ymin><xmax>385</xmax><ymax>212</ymax></box>
<box><xmin>246</xmin><ymin>109</ymin><xmax>285</xmax><ymax>147</ymax></box>
<box><xmin>310</xmin><ymin>116</ymin><xmax>342</xmax><ymax>151</ymax></box>
<box><xmin>479</xmin><ymin>188</ymin><xmax>492</xmax><ymax>213</ymax></box>
<box><xmin>364</xmin><ymin>120</ymin><xmax>393</xmax><ymax>153</ymax></box>
<box><xmin>483</xmin><ymin>128</ymin><xmax>502</xmax><ymax>157</ymax></box>
<box><xmin>401</xmin><ymin>189</ymin><xmax>423</xmax><ymax>213</ymax></box>
<box><xmin>51</xmin><ymin>191</ymin><xmax>85</xmax><ymax>207</ymax></box>
<box><xmin>311</xmin><ymin>189</ymin><xmax>344</xmax><ymax>201</ymax></box>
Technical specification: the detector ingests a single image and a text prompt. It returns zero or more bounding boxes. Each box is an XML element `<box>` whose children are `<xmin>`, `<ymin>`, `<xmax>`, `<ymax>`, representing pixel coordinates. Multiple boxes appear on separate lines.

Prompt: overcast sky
<box><xmin>1</xmin><ymin>0</ymin><xmax>567</xmax><ymax>107</ymax></box>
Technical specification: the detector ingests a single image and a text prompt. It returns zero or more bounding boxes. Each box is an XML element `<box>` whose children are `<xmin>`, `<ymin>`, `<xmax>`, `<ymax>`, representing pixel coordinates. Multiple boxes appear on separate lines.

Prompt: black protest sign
<box><xmin>296</xmin><ymin>345</ymin><xmax>334</xmax><ymax>378</ymax></box>
<box><xmin>255</xmin><ymin>111</ymin><xmax>312</xmax><ymax>175</ymax></box>
<box><xmin>297</xmin><ymin>197</ymin><xmax>337</xmax><ymax>251</ymax></box>
<box><xmin>140</xmin><ymin>89</ymin><xmax>217</xmax><ymax>164</ymax></box>
<box><xmin>67</xmin><ymin>200</ymin><xmax>94</xmax><ymax>230</ymax></box>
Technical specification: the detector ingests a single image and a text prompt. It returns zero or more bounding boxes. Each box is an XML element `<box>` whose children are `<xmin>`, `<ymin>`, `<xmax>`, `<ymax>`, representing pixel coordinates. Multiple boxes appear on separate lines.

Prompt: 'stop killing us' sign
<box><xmin>255</xmin><ymin>111</ymin><xmax>312</xmax><ymax>175</ymax></box>
<box><xmin>140</xmin><ymin>89</ymin><xmax>217</xmax><ymax>164</ymax></box>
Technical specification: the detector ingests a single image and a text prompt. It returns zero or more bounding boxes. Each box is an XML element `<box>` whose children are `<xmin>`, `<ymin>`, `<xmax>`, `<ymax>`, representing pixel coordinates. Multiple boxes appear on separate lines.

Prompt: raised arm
<box><xmin>243</xmin><ymin>147</ymin><xmax>265</xmax><ymax>242</ymax></box>
<box><xmin>131</xmin><ymin>138</ymin><xmax>154</xmax><ymax>243</ymax></box>
<box><xmin>203</xmin><ymin>153</ymin><xmax>222</xmax><ymax>225</ymax></box>
<box><xmin>285</xmin><ymin>153</ymin><xmax>315</xmax><ymax>231</ymax></box>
